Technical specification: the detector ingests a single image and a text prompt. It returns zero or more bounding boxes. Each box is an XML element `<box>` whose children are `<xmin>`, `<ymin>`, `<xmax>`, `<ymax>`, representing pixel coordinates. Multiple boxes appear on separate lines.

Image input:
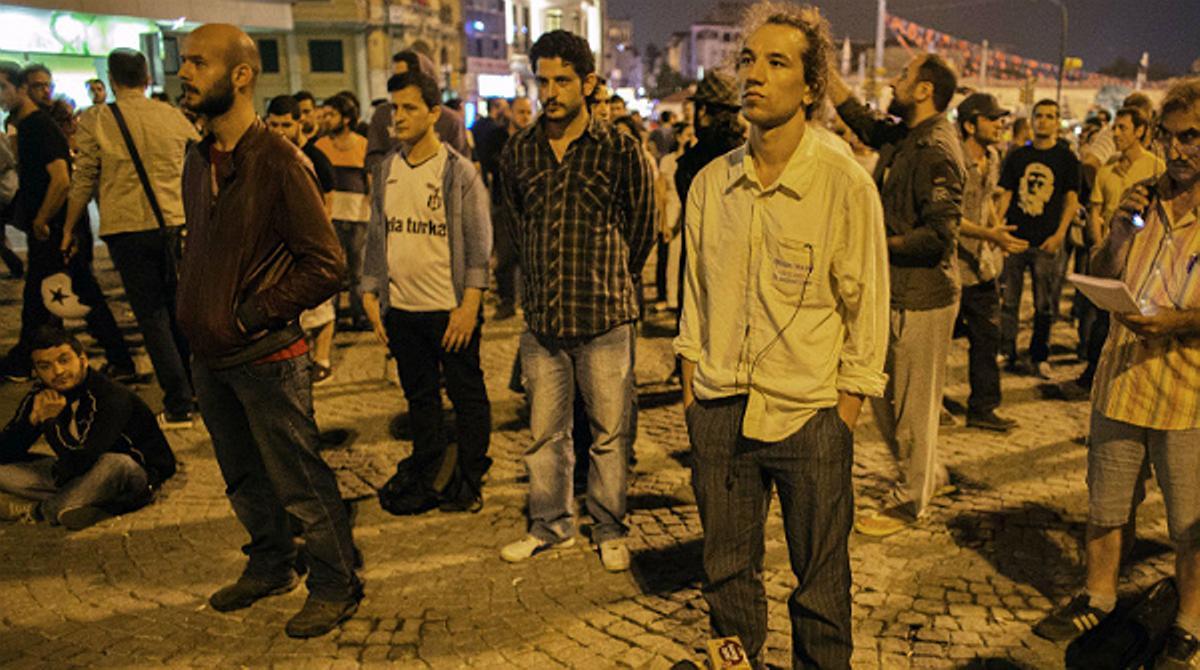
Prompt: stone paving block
<box><xmin>0</xmin><ymin>255</ymin><xmax>1174</xmax><ymax>668</ymax></box>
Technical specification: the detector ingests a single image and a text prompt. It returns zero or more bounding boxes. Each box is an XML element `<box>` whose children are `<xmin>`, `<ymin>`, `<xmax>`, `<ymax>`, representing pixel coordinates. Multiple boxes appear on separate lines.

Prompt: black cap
<box><xmin>957</xmin><ymin>92</ymin><xmax>1009</xmax><ymax>123</ymax></box>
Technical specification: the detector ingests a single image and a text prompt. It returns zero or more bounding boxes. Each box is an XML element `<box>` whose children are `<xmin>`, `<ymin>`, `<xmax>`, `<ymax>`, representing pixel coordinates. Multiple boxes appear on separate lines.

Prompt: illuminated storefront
<box><xmin>0</xmin><ymin>6</ymin><xmax>164</xmax><ymax>110</ymax></box>
<box><xmin>0</xmin><ymin>1</ymin><xmax>293</xmax><ymax>114</ymax></box>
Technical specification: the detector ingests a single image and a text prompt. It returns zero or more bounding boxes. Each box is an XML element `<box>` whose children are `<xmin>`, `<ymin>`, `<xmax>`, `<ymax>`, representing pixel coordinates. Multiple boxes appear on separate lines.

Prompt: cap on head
<box><xmin>688</xmin><ymin>71</ymin><xmax>740</xmax><ymax>110</ymax></box>
<box><xmin>957</xmin><ymin>92</ymin><xmax>1008</xmax><ymax>123</ymax></box>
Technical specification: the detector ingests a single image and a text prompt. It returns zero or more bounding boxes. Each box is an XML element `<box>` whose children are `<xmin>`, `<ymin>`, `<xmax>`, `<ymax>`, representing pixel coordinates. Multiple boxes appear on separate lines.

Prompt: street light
<box><xmin>1036</xmin><ymin>0</ymin><xmax>1068</xmax><ymax>106</ymax></box>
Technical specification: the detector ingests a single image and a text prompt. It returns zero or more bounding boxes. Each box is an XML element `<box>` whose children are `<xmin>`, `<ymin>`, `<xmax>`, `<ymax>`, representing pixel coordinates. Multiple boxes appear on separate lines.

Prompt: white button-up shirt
<box><xmin>673</xmin><ymin>127</ymin><xmax>890</xmax><ymax>442</ymax></box>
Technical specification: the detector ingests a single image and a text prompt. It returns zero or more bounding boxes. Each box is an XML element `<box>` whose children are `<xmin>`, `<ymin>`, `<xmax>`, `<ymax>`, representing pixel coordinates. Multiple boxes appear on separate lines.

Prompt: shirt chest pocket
<box><xmin>575</xmin><ymin>170</ymin><xmax>613</xmax><ymax>225</ymax></box>
<box><xmin>764</xmin><ymin>234</ymin><xmax>817</xmax><ymax>301</ymax></box>
<box><xmin>515</xmin><ymin>166</ymin><xmax>551</xmax><ymax>216</ymax></box>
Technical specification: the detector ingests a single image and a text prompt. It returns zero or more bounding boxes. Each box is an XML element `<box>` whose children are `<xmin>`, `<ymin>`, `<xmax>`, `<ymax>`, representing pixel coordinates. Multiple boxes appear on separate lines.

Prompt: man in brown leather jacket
<box><xmin>175</xmin><ymin>24</ymin><xmax>362</xmax><ymax>639</ymax></box>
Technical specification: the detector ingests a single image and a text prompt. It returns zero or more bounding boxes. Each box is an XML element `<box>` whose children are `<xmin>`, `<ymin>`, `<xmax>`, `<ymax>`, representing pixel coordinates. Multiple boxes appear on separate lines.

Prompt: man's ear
<box><xmin>430</xmin><ymin>103</ymin><xmax>442</xmax><ymax>124</ymax></box>
<box><xmin>915</xmin><ymin>80</ymin><xmax>933</xmax><ymax>104</ymax></box>
<box><xmin>231</xmin><ymin>63</ymin><xmax>254</xmax><ymax>91</ymax></box>
<box><xmin>582</xmin><ymin>72</ymin><xmax>597</xmax><ymax>99</ymax></box>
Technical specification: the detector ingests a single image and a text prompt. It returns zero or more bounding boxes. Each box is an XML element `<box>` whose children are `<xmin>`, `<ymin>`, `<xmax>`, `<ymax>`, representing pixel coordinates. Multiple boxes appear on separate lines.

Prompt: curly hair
<box><xmin>322</xmin><ymin>94</ymin><xmax>359</xmax><ymax>126</ymax></box>
<box><xmin>529</xmin><ymin>30</ymin><xmax>595</xmax><ymax>78</ymax></box>
<box><xmin>740</xmin><ymin>2</ymin><xmax>833</xmax><ymax>117</ymax></box>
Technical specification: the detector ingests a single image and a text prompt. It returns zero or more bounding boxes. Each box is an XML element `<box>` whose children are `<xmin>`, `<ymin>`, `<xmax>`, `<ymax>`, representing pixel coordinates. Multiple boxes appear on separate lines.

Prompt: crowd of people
<box><xmin>0</xmin><ymin>1</ymin><xmax>1198</xmax><ymax>666</ymax></box>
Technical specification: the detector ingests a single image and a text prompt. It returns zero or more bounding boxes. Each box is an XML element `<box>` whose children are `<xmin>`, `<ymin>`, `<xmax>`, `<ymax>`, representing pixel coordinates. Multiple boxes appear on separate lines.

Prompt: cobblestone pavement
<box><xmin>0</xmin><ymin>249</ymin><xmax>1176</xmax><ymax>669</ymax></box>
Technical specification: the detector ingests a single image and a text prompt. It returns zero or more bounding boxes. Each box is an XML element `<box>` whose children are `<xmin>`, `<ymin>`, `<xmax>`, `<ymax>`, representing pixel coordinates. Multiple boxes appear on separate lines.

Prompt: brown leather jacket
<box><xmin>178</xmin><ymin>121</ymin><xmax>345</xmax><ymax>368</ymax></box>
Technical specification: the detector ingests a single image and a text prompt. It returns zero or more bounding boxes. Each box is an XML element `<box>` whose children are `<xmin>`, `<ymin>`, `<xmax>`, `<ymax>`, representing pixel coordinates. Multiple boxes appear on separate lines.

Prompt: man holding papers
<box><xmin>1033</xmin><ymin>81</ymin><xmax>1200</xmax><ymax>670</ymax></box>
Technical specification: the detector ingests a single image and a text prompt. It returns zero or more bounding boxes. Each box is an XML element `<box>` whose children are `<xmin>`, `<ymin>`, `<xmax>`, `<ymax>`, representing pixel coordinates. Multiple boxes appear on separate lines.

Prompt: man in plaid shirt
<box><xmin>498</xmin><ymin>29</ymin><xmax>656</xmax><ymax>572</ymax></box>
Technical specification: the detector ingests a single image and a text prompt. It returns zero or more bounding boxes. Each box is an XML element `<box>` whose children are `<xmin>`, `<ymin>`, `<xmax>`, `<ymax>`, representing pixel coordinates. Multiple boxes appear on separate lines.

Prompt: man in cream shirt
<box><xmin>63</xmin><ymin>48</ymin><xmax>199</xmax><ymax>429</ymax></box>
<box><xmin>673</xmin><ymin>4</ymin><xmax>888</xmax><ymax>666</ymax></box>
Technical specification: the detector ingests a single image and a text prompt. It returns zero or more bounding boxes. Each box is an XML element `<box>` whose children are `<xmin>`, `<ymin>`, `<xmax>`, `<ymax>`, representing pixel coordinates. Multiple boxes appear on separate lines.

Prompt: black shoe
<box><xmin>1004</xmin><ymin>355</ymin><xmax>1029</xmax><ymax>375</ymax></box>
<box><xmin>1156</xmin><ymin>626</ymin><xmax>1200</xmax><ymax>669</ymax></box>
<box><xmin>209</xmin><ymin>572</ymin><xmax>299</xmax><ymax>612</ymax></box>
<box><xmin>966</xmin><ymin>410</ymin><xmax>1018</xmax><ymax>433</ymax></box>
<box><xmin>1056</xmin><ymin>379</ymin><xmax>1092</xmax><ymax>402</ymax></box>
<box><xmin>0</xmin><ymin>356</ymin><xmax>30</xmax><ymax>383</ymax></box>
<box><xmin>101</xmin><ymin>363</ymin><xmax>142</xmax><ymax>385</ymax></box>
<box><xmin>285</xmin><ymin>594</ymin><xmax>361</xmax><ymax>639</ymax></box>
<box><xmin>942</xmin><ymin>396</ymin><xmax>968</xmax><ymax>416</ymax></box>
<box><xmin>58</xmin><ymin>505</ymin><xmax>113</xmax><ymax>530</ymax></box>
<box><xmin>439</xmin><ymin>491</ymin><xmax>483</xmax><ymax>513</ymax></box>
<box><xmin>493</xmin><ymin>303</ymin><xmax>516</xmax><ymax>320</ymax></box>
<box><xmin>1032</xmin><ymin>594</ymin><xmax>1111</xmax><ymax>641</ymax></box>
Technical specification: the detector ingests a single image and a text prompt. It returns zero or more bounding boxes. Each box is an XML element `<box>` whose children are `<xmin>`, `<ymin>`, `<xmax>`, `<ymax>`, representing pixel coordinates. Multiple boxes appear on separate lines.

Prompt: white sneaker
<box><xmin>598</xmin><ymin>538</ymin><xmax>631</xmax><ymax>572</ymax></box>
<box><xmin>0</xmin><ymin>492</ymin><xmax>38</xmax><ymax>523</ymax></box>
<box><xmin>156</xmin><ymin>411</ymin><xmax>195</xmax><ymax>431</ymax></box>
<box><xmin>500</xmin><ymin>535</ymin><xmax>576</xmax><ymax>563</ymax></box>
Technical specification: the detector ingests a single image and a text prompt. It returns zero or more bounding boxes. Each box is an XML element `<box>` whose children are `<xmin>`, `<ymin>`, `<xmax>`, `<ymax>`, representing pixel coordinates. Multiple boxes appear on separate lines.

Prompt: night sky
<box><xmin>608</xmin><ymin>0</ymin><xmax>1200</xmax><ymax>76</ymax></box>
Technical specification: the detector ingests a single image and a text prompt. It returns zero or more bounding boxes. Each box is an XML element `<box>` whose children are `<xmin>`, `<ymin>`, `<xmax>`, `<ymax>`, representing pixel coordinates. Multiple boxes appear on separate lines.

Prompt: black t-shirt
<box><xmin>302</xmin><ymin>139</ymin><xmax>336</xmax><ymax>194</ymax></box>
<box><xmin>999</xmin><ymin>140</ymin><xmax>1081</xmax><ymax>246</ymax></box>
<box><xmin>14</xmin><ymin>109</ymin><xmax>71</xmax><ymax>229</ymax></box>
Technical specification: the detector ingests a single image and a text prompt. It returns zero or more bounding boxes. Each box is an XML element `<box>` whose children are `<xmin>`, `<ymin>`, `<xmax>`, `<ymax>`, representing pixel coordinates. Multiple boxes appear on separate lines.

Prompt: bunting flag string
<box><xmin>883</xmin><ymin>13</ymin><xmax>1134</xmax><ymax>87</ymax></box>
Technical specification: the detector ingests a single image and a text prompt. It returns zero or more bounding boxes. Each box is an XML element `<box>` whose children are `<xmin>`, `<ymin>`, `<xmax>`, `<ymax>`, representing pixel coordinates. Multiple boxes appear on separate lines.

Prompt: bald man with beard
<box><xmin>175</xmin><ymin>24</ymin><xmax>362</xmax><ymax>639</ymax></box>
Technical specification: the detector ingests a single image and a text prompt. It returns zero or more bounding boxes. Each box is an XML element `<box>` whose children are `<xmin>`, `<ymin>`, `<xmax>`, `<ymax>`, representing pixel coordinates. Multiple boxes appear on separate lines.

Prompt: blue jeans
<box><xmin>1000</xmin><ymin>247</ymin><xmax>1058</xmax><ymax>363</ymax></box>
<box><xmin>334</xmin><ymin>220</ymin><xmax>368</xmax><ymax>323</ymax></box>
<box><xmin>194</xmin><ymin>354</ymin><xmax>361</xmax><ymax>602</ymax></box>
<box><xmin>520</xmin><ymin>323</ymin><xmax>634</xmax><ymax>544</ymax></box>
<box><xmin>0</xmin><ymin>453</ymin><xmax>149</xmax><ymax>525</ymax></box>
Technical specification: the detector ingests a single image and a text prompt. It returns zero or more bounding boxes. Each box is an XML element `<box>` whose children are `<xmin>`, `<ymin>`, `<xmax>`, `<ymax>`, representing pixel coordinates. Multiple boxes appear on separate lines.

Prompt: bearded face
<box><xmin>182</xmin><ymin>70</ymin><xmax>235</xmax><ymax>118</ymax></box>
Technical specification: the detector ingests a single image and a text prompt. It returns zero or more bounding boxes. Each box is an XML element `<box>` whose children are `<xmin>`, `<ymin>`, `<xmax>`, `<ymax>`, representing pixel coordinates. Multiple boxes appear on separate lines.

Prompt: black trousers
<box><xmin>689</xmin><ymin>398</ymin><xmax>854</xmax><ymax>669</ymax></box>
<box><xmin>654</xmin><ymin>239</ymin><xmax>669</xmax><ymax>302</ymax></box>
<box><xmin>1079</xmin><ymin>308</ymin><xmax>1110</xmax><ymax>388</ymax></box>
<box><xmin>959</xmin><ymin>279</ymin><xmax>1002</xmax><ymax>415</ymax></box>
<box><xmin>105</xmin><ymin>228</ymin><xmax>193</xmax><ymax>415</ymax></box>
<box><xmin>6</xmin><ymin>221</ymin><xmax>132</xmax><ymax>372</ymax></box>
<box><xmin>385</xmin><ymin>309</ymin><xmax>492</xmax><ymax>489</ymax></box>
<box><xmin>492</xmin><ymin>206</ymin><xmax>519</xmax><ymax>308</ymax></box>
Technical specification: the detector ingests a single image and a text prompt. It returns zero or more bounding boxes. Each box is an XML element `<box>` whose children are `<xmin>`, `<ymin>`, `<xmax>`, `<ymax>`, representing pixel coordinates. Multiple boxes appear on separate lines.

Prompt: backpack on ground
<box><xmin>1065</xmin><ymin>577</ymin><xmax>1179</xmax><ymax>670</ymax></box>
<box><xmin>377</xmin><ymin>443</ymin><xmax>460</xmax><ymax>516</ymax></box>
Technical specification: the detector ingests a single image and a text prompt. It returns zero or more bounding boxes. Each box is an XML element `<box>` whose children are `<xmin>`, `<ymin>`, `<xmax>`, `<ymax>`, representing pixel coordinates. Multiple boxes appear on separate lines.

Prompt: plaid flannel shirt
<box><xmin>499</xmin><ymin>116</ymin><xmax>657</xmax><ymax>339</ymax></box>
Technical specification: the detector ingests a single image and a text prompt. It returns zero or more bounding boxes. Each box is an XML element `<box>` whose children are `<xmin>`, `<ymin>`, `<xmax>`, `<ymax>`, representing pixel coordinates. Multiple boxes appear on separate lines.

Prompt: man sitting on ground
<box><xmin>0</xmin><ymin>327</ymin><xmax>176</xmax><ymax>529</ymax></box>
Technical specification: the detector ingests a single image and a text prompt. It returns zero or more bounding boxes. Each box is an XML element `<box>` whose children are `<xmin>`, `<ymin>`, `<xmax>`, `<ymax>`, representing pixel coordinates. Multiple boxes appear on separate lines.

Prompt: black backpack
<box><xmin>377</xmin><ymin>444</ymin><xmax>460</xmax><ymax>516</ymax></box>
<box><xmin>1066</xmin><ymin>577</ymin><xmax>1179</xmax><ymax>670</ymax></box>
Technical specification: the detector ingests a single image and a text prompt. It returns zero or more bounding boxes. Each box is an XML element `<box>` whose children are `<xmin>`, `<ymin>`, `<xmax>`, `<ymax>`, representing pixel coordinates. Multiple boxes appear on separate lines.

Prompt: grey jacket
<box><xmin>361</xmin><ymin>144</ymin><xmax>492</xmax><ymax>314</ymax></box>
<box><xmin>837</xmin><ymin>98</ymin><xmax>965</xmax><ymax>311</ymax></box>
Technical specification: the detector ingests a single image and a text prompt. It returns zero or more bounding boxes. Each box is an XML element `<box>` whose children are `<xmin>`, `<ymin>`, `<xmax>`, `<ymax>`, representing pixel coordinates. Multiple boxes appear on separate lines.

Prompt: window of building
<box><xmin>308</xmin><ymin>40</ymin><xmax>344</xmax><ymax>73</ymax></box>
<box><xmin>546</xmin><ymin>9</ymin><xmax>563</xmax><ymax>31</ymax></box>
<box><xmin>258</xmin><ymin>39</ymin><xmax>281</xmax><ymax>73</ymax></box>
<box><xmin>162</xmin><ymin>36</ymin><xmax>180</xmax><ymax>75</ymax></box>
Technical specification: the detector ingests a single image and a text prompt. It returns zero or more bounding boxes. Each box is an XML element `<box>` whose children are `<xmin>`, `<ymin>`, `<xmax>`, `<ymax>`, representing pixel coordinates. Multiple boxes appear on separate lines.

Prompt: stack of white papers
<box><xmin>1067</xmin><ymin>274</ymin><xmax>1148</xmax><ymax>315</ymax></box>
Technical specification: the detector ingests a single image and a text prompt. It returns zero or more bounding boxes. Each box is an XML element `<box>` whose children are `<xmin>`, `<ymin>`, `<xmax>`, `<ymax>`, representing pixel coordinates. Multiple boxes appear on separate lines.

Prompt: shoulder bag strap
<box><xmin>109</xmin><ymin>102</ymin><xmax>167</xmax><ymax>230</ymax></box>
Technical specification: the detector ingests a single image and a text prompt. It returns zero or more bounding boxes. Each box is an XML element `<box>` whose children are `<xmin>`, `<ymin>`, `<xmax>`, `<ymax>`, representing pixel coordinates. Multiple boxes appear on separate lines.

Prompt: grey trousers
<box><xmin>0</xmin><ymin>453</ymin><xmax>149</xmax><ymax>525</ymax></box>
<box><xmin>870</xmin><ymin>303</ymin><xmax>958</xmax><ymax>516</ymax></box>
<box><xmin>688</xmin><ymin>397</ymin><xmax>854</xmax><ymax>670</ymax></box>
